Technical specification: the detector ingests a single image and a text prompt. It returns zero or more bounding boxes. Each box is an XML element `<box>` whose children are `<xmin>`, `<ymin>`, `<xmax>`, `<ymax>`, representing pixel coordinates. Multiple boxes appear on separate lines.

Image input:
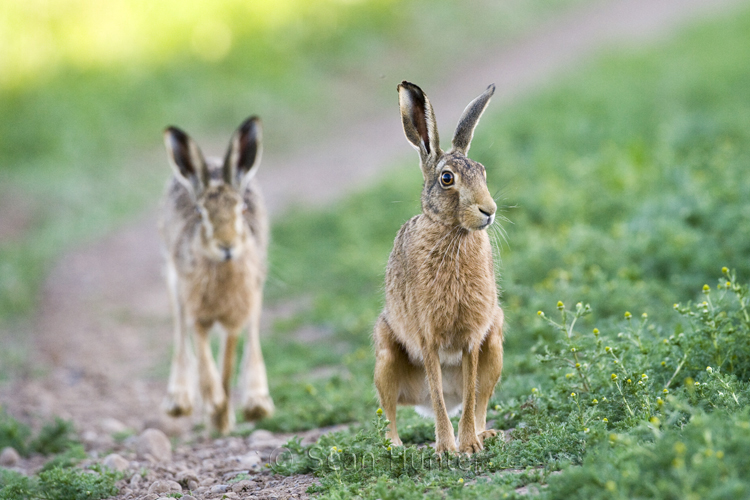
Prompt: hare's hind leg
<box><xmin>475</xmin><ymin>309</ymin><xmax>504</xmax><ymax>443</ymax></box>
<box><xmin>163</xmin><ymin>260</ymin><xmax>196</xmax><ymax>417</ymax></box>
<box><xmin>373</xmin><ymin>316</ymin><xmax>413</xmax><ymax>447</ymax></box>
<box><xmin>194</xmin><ymin>321</ymin><xmax>230</xmax><ymax>433</ymax></box>
<box><xmin>240</xmin><ymin>297</ymin><xmax>274</xmax><ymax>421</ymax></box>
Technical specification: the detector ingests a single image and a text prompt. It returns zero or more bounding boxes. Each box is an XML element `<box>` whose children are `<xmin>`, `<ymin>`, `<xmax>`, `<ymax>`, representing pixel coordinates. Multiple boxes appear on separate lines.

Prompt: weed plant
<box><xmin>0</xmin><ymin>414</ymin><xmax>118</xmax><ymax>500</ymax></box>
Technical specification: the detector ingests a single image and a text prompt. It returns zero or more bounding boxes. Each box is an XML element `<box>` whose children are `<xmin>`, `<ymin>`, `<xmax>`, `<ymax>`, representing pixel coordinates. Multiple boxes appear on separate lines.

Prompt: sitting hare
<box><xmin>374</xmin><ymin>82</ymin><xmax>504</xmax><ymax>454</ymax></box>
<box><xmin>159</xmin><ymin>117</ymin><xmax>274</xmax><ymax>434</ymax></box>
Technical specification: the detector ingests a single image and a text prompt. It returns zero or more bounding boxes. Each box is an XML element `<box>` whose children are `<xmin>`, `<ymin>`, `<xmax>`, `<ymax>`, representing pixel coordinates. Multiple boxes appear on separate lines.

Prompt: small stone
<box><xmin>136</xmin><ymin>429</ymin><xmax>172</xmax><ymax>462</ymax></box>
<box><xmin>147</xmin><ymin>479</ymin><xmax>182</xmax><ymax>495</ymax></box>
<box><xmin>175</xmin><ymin>469</ymin><xmax>199</xmax><ymax>488</ymax></box>
<box><xmin>187</xmin><ymin>480</ymin><xmax>198</xmax><ymax>491</ymax></box>
<box><xmin>102</xmin><ymin>453</ymin><xmax>130</xmax><ymax>472</ymax></box>
<box><xmin>227</xmin><ymin>451</ymin><xmax>261</xmax><ymax>471</ymax></box>
<box><xmin>0</xmin><ymin>447</ymin><xmax>20</xmax><ymax>467</ymax></box>
<box><xmin>100</xmin><ymin>417</ymin><xmax>128</xmax><ymax>435</ymax></box>
<box><xmin>181</xmin><ymin>496</ymin><xmax>197</xmax><ymax>500</ymax></box>
<box><xmin>209</xmin><ymin>484</ymin><xmax>229</xmax><ymax>494</ymax></box>
<box><xmin>232</xmin><ymin>480</ymin><xmax>256</xmax><ymax>492</ymax></box>
<box><xmin>137</xmin><ymin>495</ymin><xmax>159</xmax><ymax>500</ymax></box>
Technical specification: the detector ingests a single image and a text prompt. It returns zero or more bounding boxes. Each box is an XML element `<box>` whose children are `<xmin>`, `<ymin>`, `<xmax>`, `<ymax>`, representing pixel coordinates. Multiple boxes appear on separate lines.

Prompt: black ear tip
<box><xmin>487</xmin><ymin>83</ymin><xmax>496</xmax><ymax>93</ymax></box>
<box><xmin>164</xmin><ymin>126</ymin><xmax>189</xmax><ymax>146</ymax></box>
<box><xmin>238</xmin><ymin>116</ymin><xmax>262</xmax><ymax>135</ymax></box>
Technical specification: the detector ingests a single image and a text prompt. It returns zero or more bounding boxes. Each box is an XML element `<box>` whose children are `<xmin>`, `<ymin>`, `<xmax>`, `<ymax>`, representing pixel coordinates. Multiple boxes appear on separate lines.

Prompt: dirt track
<box><xmin>1</xmin><ymin>0</ymin><xmax>747</xmax><ymax>497</ymax></box>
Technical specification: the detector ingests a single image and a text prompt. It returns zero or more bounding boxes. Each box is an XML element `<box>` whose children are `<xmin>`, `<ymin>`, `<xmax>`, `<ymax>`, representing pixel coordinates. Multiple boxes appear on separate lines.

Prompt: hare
<box><xmin>159</xmin><ymin>116</ymin><xmax>274</xmax><ymax>434</ymax></box>
<box><xmin>373</xmin><ymin>82</ymin><xmax>504</xmax><ymax>454</ymax></box>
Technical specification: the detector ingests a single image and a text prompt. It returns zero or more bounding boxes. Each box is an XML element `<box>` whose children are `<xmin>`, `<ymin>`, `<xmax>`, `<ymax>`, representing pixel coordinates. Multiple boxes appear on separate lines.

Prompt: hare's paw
<box><xmin>458</xmin><ymin>435</ymin><xmax>483</xmax><ymax>455</ymax></box>
<box><xmin>163</xmin><ymin>386</ymin><xmax>194</xmax><ymax>417</ymax></box>
<box><xmin>242</xmin><ymin>394</ymin><xmax>275</xmax><ymax>421</ymax></box>
<box><xmin>434</xmin><ymin>436</ymin><xmax>458</xmax><ymax>455</ymax></box>
<box><xmin>478</xmin><ymin>429</ymin><xmax>498</xmax><ymax>443</ymax></box>
<box><xmin>387</xmin><ymin>433</ymin><xmax>403</xmax><ymax>447</ymax></box>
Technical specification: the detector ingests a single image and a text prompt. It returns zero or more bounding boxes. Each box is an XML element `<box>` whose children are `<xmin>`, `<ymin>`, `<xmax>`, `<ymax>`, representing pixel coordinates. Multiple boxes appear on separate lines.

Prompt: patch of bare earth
<box><xmin>0</xmin><ymin>0</ymin><xmax>746</xmax><ymax>498</ymax></box>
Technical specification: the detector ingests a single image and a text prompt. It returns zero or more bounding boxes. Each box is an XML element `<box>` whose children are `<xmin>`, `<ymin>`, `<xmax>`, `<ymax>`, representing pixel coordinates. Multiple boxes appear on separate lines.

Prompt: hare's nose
<box><xmin>220</xmin><ymin>245</ymin><xmax>234</xmax><ymax>261</ymax></box>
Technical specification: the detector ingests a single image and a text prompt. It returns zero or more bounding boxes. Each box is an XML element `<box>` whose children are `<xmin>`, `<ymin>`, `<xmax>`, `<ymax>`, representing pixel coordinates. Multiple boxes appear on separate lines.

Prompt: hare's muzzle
<box><xmin>478</xmin><ymin>207</ymin><xmax>495</xmax><ymax>229</ymax></box>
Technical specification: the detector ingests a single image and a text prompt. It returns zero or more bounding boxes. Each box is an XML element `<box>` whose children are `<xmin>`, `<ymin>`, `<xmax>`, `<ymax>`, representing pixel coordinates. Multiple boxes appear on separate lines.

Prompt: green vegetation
<box><xmin>0</xmin><ymin>465</ymin><xmax>121</xmax><ymax>500</ymax></box>
<box><xmin>0</xmin><ymin>414</ymin><xmax>119</xmax><ymax>500</ymax></box>
<box><xmin>253</xmin><ymin>4</ymin><xmax>750</xmax><ymax>497</ymax></box>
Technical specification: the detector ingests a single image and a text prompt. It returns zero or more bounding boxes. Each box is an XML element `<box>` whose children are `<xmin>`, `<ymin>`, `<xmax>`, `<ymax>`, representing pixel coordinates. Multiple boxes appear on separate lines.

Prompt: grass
<box><xmin>247</xmin><ymin>3</ymin><xmax>750</xmax><ymax>497</ymax></box>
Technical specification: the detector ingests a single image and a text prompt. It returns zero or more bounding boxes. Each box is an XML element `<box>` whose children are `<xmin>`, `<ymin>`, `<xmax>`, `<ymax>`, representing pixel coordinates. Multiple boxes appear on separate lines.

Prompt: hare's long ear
<box><xmin>223</xmin><ymin>116</ymin><xmax>262</xmax><ymax>192</ymax></box>
<box><xmin>398</xmin><ymin>81</ymin><xmax>441</xmax><ymax>171</ymax></box>
<box><xmin>164</xmin><ymin>126</ymin><xmax>209</xmax><ymax>199</ymax></box>
<box><xmin>451</xmin><ymin>84</ymin><xmax>495</xmax><ymax>155</ymax></box>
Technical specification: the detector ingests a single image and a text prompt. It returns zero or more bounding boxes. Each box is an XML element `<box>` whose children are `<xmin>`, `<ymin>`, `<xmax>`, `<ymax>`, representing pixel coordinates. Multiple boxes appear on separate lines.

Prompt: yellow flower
<box><xmin>606</xmin><ymin>480</ymin><xmax>616</xmax><ymax>492</ymax></box>
<box><xmin>624</xmin><ymin>311</ymin><xmax>632</xmax><ymax>319</ymax></box>
<box><xmin>661</xmin><ymin>361</ymin><xmax>667</xmax><ymax>366</ymax></box>
<box><xmin>458</xmin><ymin>478</ymin><xmax>464</xmax><ymax>484</ymax></box>
<box><xmin>376</xmin><ymin>408</ymin><xmax>383</xmax><ymax>416</ymax></box>
<box><xmin>642</xmin><ymin>312</ymin><xmax>648</xmax><ymax>319</ymax></box>
<box><xmin>702</xmin><ymin>284</ymin><xmax>710</xmax><ymax>293</ymax></box>
<box><xmin>650</xmin><ymin>417</ymin><xmax>660</xmax><ymax>426</ymax></box>
<box><xmin>716</xmin><ymin>451</ymin><xmax>724</xmax><ymax>459</ymax></box>
<box><xmin>575</xmin><ymin>363</ymin><xmax>581</xmax><ymax>368</ymax></box>
<box><xmin>722</xmin><ymin>266</ymin><xmax>729</xmax><ymax>274</ymax></box>
<box><xmin>626</xmin><ymin>379</ymin><xmax>632</xmax><ymax>384</ymax></box>
<box><xmin>570</xmin><ymin>392</ymin><xmax>576</xmax><ymax>397</ymax></box>
<box><xmin>657</xmin><ymin>397</ymin><xmax>664</xmax><ymax>406</ymax></box>
<box><xmin>494</xmin><ymin>404</ymin><xmax>501</xmax><ymax>411</ymax></box>
<box><xmin>557</xmin><ymin>301</ymin><xmax>564</xmax><ymax>309</ymax></box>
<box><xmin>592</xmin><ymin>399</ymin><xmax>599</xmax><ymax>404</ymax></box>
<box><xmin>663</xmin><ymin>388</ymin><xmax>669</xmax><ymax>394</ymax></box>
<box><xmin>593</xmin><ymin>328</ymin><xmax>600</xmax><ymax>335</ymax></box>
<box><xmin>611</xmin><ymin>373</ymin><xmax>618</xmax><ymax>381</ymax></box>
<box><xmin>537</xmin><ymin>310</ymin><xmax>543</xmax><ymax>316</ymax></box>
<box><xmin>603</xmin><ymin>418</ymin><xmax>608</xmax><ymax>423</ymax></box>
<box><xmin>706</xmin><ymin>366</ymin><xmax>713</xmax><ymax>373</ymax></box>
<box><xmin>605</xmin><ymin>346</ymin><xmax>612</xmax><ymax>352</ymax></box>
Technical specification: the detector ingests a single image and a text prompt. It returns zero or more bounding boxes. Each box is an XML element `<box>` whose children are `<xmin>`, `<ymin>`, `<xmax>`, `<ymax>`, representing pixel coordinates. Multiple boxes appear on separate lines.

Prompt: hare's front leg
<box><xmin>163</xmin><ymin>261</ymin><xmax>196</xmax><ymax>417</ymax></box>
<box><xmin>239</xmin><ymin>299</ymin><xmax>274</xmax><ymax>421</ymax></box>
<box><xmin>423</xmin><ymin>342</ymin><xmax>457</xmax><ymax>454</ymax></box>
<box><xmin>194</xmin><ymin>321</ymin><xmax>229</xmax><ymax>433</ymax></box>
<box><xmin>475</xmin><ymin>312</ymin><xmax>503</xmax><ymax>442</ymax></box>
<box><xmin>457</xmin><ymin>345</ymin><xmax>482</xmax><ymax>454</ymax></box>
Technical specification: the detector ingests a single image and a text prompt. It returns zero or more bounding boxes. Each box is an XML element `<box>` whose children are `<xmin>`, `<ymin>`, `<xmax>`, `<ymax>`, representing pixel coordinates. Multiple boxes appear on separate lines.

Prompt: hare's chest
<box><xmin>183</xmin><ymin>261</ymin><xmax>256</xmax><ymax>326</ymax></box>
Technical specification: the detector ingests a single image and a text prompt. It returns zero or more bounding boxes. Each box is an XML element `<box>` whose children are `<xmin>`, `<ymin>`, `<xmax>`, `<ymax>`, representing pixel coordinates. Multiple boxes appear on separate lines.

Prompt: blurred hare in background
<box><xmin>374</xmin><ymin>82</ymin><xmax>504</xmax><ymax>454</ymax></box>
<box><xmin>159</xmin><ymin>117</ymin><xmax>274</xmax><ymax>434</ymax></box>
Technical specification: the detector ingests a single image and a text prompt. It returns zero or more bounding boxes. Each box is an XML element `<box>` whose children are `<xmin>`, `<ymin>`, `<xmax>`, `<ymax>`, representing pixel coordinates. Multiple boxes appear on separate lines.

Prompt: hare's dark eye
<box><xmin>440</xmin><ymin>171</ymin><xmax>455</xmax><ymax>187</ymax></box>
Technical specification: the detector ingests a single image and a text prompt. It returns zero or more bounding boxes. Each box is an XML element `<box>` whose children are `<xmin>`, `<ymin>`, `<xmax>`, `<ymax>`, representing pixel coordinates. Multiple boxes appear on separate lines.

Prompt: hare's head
<box><xmin>164</xmin><ymin>117</ymin><xmax>262</xmax><ymax>262</ymax></box>
<box><xmin>398</xmin><ymin>81</ymin><xmax>496</xmax><ymax>231</ymax></box>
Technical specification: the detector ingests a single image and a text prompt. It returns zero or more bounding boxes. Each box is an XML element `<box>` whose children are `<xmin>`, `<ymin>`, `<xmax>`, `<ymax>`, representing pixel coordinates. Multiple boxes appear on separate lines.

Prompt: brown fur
<box><xmin>159</xmin><ymin>117</ymin><xmax>273</xmax><ymax>434</ymax></box>
<box><xmin>374</xmin><ymin>82</ymin><xmax>504</xmax><ymax>454</ymax></box>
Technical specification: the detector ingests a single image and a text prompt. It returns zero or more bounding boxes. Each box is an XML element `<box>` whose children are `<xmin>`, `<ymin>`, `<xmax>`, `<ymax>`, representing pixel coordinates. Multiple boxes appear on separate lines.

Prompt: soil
<box><xmin>0</xmin><ymin>0</ymin><xmax>744</xmax><ymax>498</ymax></box>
